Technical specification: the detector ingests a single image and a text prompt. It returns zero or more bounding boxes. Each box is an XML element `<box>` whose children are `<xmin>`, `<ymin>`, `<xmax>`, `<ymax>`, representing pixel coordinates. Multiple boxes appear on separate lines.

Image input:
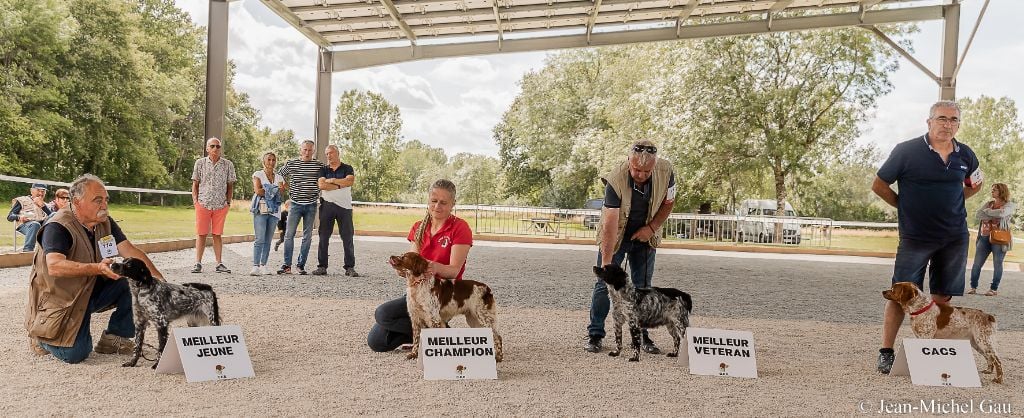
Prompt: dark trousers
<box><xmin>366</xmin><ymin>296</ymin><xmax>412</xmax><ymax>352</ymax></box>
<box><xmin>588</xmin><ymin>239</ymin><xmax>656</xmax><ymax>340</ymax></box>
<box><xmin>317</xmin><ymin>200</ymin><xmax>355</xmax><ymax>269</ymax></box>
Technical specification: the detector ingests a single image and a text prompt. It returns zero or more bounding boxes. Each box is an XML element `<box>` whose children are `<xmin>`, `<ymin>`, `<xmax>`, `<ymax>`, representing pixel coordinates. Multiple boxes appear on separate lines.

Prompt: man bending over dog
<box><xmin>26</xmin><ymin>174</ymin><xmax>164</xmax><ymax>364</ymax></box>
<box><xmin>871</xmin><ymin>100</ymin><xmax>983</xmax><ymax>374</ymax></box>
<box><xmin>586</xmin><ymin>140</ymin><xmax>676</xmax><ymax>355</ymax></box>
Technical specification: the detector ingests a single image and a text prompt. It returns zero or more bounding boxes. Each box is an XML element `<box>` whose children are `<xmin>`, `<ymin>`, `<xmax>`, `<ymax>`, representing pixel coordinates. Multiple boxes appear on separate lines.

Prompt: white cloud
<box><xmin>429</xmin><ymin>57</ymin><xmax>499</xmax><ymax>84</ymax></box>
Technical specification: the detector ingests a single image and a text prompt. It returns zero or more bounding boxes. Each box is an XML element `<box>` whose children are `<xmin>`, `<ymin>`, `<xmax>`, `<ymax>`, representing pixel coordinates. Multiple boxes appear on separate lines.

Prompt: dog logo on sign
<box><xmin>940</xmin><ymin>372</ymin><xmax>951</xmax><ymax>385</ymax></box>
<box><xmin>215</xmin><ymin>364</ymin><xmax>226</xmax><ymax>379</ymax></box>
<box><xmin>455</xmin><ymin>365</ymin><xmax>468</xmax><ymax>379</ymax></box>
<box><xmin>719</xmin><ymin>363</ymin><xmax>729</xmax><ymax>375</ymax></box>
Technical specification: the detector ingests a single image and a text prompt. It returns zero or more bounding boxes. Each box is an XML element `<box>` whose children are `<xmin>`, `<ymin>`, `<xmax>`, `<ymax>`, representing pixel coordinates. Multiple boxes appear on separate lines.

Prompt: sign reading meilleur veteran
<box><xmin>419</xmin><ymin>328</ymin><xmax>497</xmax><ymax>380</ymax></box>
<box><xmin>684</xmin><ymin>328</ymin><xmax>758</xmax><ymax>378</ymax></box>
<box><xmin>156</xmin><ymin>325</ymin><xmax>255</xmax><ymax>383</ymax></box>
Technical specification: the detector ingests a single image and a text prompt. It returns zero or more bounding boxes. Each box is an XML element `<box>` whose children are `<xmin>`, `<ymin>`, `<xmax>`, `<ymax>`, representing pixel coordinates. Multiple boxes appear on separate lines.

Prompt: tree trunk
<box><xmin>774</xmin><ymin>169</ymin><xmax>787</xmax><ymax>244</ymax></box>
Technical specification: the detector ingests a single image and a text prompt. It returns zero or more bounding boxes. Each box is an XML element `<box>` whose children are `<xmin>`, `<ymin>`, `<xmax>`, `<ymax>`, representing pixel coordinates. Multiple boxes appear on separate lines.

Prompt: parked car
<box><xmin>582</xmin><ymin>198</ymin><xmax>604</xmax><ymax>229</ymax></box>
<box><xmin>736</xmin><ymin>199</ymin><xmax>802</xmax><ymax>244</ymax></box>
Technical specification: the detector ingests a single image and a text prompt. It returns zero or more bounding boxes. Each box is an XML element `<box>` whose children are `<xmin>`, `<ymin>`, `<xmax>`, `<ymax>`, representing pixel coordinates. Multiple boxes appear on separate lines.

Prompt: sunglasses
<box><xmin>208</xmin><ymin>144</ymin><xmax>222</xmax><ymax>149</ymax></box>
<box><xmin>632</xmin><ymin>144</ymin><xmax>657</xmax><ymax>154</ymax></box>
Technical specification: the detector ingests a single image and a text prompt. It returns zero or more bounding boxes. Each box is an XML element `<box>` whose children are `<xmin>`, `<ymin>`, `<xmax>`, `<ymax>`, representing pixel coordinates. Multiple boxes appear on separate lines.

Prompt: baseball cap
<box><xmin>31</xmin><ymin>183</ymin><xmax>47</xmax><ymax>190</ymax></box>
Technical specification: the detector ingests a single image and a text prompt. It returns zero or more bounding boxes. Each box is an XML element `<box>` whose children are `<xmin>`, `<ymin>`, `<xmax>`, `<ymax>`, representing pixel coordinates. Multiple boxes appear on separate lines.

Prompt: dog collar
<box><xmin>909</xmin><ymin>300</ymin><xmax>935</xmax><ymax>316</ymax></box>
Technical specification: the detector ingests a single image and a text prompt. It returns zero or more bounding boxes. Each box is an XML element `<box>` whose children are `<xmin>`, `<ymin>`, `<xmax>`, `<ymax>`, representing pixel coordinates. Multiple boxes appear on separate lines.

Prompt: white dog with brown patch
<box><xmin>882</xmin><ymin>282</ymin><xmax>1003</xmax><ymax>383</ymax></box>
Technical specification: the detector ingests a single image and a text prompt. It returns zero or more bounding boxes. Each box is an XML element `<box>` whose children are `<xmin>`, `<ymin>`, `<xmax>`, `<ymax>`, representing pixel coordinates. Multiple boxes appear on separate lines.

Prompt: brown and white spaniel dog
<box><xmin>388</xmin><ymin>252</ymin><xmax>503</xmax><ymax>362</ymax></box>
<box><xmin>882</xmin><ymin>282</ymin><xmax>1002</xmax><ymax>383</ymax></box>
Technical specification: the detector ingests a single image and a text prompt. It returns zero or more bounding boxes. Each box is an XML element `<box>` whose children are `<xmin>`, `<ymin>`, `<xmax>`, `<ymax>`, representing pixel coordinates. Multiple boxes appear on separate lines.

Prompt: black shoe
<box><xmin>345</xmin><ymin>267</ymin><xmax>360</xmax><ymax>277</ymax></box>
<box><xmin>641</xmin><ymin>338</ymin><xmax>661</xmax><ymax>355</ymax></box>
<box><xmin>311</xmin><ymin>267</ymin><xmax>327</xmax><ymax>276</ymax></box>
<box><xmin>877</xmin><ymin>349</ymin><xmax>895</xmax><ymax>374</ymax></box>
<box><xmin>277</xmin><ymin>266</ymin><xmax>292</xmax><ymax>275</ymax></box>
<box><xmin>297</xmin><ymin>267</ymin><xmax>308</xmax><ymax>275</ymax></box>
<box><xmin>584</xmin><ymin>336</ymin><xmax>602</xmax><ymax>353</ymax></box>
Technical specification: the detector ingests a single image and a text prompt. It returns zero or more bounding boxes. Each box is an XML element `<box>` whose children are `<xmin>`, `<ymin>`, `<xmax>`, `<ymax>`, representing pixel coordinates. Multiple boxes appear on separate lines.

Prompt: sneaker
<box><xmin>215</xmin><ymin>263</ymin><xmax>231</xmax><ymax>273</ymax></box>
<box><xmin>29</xmin><ymin>338</ymin><xmax>49</xmax><ymax>356</ymax></box>
<box><xmin>95</xmin><ymin>331</ymin><xmax>134</xmax><ymax>355</ymax></box>
<box><xmin>312</xmin><ymin>267</ymin><xmax>328</xmax><ymax>276</ymax></box>
<box><xmin>398</xmin><ymin>343</ymin><xmax>414</xmax><ymax>352</ymax></box>
<box><xmin>877</xmin><ymin>349</ymin><xmax>895</xmax><ymax>374</ymax></box>
<box><xmin>584</xmin><ymin>336</ymin><xmax>602</xmax><ymax>353</ymax></box>
<box><xmin>345</xmin><ymin>267</ymin><xmax>360</xmax><ymax>277</ymax></box>
<box><xmin>277</xmin><ymin>266</ymin><xmax>292</xmax><ymax>275</ymax></box>
<box><xmin>641</xmin><ymin>338</ymin><xmax>662</xmax><ymax>355</ymax></box>
<box><xmin>191</xmin><ymin>263</ymin><xmax>202</xmax><ymax>273</ymax></box>
<box><xmin>297</xmin><ymin>267</ymin><xmax>308</xmax><ymax>275</ymax></box>
<box><xmin>967</xmin><ymin>288</ymin><xmax>977</xmax><ymax>294</ymax></box>
<box><xmin>260</xmin><ymin>265</ymin><xmax>271</xmax><ymax>275</ymax></box>
<box><xmin>249</xmin><ymin>266</ymin><xmax>260</xmax><ymax>276</ymax></box>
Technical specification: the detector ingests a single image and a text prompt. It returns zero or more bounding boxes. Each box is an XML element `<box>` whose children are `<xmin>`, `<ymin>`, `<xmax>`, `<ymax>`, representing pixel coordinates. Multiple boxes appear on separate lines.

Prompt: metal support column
<box><xmin>314</xmin><ymin>49</ymin><xmax>333</xmax><ymax>162</ymax></box>
<box><xmin>205</xmin><ymin>0</ymin><xmax>229</xmax><ymax>145</ymax></box>
<box><xmin>939</xmin><ymin>2</ymin><xmax>960</xmax><ymax>100</ymax></box>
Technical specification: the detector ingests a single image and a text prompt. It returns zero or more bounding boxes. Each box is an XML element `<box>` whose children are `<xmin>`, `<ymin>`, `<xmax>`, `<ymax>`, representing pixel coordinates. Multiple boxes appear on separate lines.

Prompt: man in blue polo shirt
<box><xmin>871</xmin><ymin>100</ymin><xmax>983</xmax><ymax>374</ymax></box>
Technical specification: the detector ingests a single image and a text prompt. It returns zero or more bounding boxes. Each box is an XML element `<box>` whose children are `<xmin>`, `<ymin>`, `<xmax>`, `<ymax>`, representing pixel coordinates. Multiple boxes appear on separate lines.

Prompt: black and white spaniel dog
<box><xmin>111</xmin><ymin>258</ymin><xmax>221</xmax><ymax>368</ymax></box>
<box><xmin>594</xmin><ymin>264</ymin><xmax>692</xmax><ymax>362</ymax></box>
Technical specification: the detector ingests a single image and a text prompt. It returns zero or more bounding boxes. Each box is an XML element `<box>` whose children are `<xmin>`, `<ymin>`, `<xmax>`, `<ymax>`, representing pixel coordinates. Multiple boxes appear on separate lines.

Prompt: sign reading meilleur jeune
<box><xmin>155</xmin><ymin>325</ymin><xmax>255</xmax><ymax>383</ymax></box>
<box><xmin>684</xmin><ymin>328</ymin><xmax>758</xmax><ymax>378</ymax></box>
<box><xmin>419</xmin><ymin>328</ymin><xmax>497</xmax><ymax>380</ymax></box>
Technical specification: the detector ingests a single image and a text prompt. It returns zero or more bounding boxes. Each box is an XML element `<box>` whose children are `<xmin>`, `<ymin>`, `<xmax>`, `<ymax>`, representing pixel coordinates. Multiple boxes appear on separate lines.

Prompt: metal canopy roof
<box><xmin>260</xmin><ymin>0</ymin><xmax>948</xmax><ymax>71</ymax></box>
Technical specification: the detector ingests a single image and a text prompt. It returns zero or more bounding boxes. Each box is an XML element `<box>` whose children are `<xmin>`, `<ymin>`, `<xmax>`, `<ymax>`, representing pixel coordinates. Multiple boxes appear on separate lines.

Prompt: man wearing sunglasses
<box><xmin>586</xmin><ymin>140</ymin><xmax>677</xmax><ymax>355</ymax></box>
<box><xmin>190</xmin><ymin>137</ymin><xmax>238</xmax><ymax>274</ymax></box>
<box><xmin>871</xmin><ymin>100</ymin><xmax>983</xmax><ymax>375</ymax></box>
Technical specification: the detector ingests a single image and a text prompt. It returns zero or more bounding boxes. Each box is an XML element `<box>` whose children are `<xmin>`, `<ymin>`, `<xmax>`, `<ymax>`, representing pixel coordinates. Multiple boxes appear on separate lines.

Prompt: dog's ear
<box><xmin>593</xmin><ymin>266</ymin><xmax>604</xmax><ymax>277</ymax></box>
<box><xmin>406</xmin><ymin>252</ymin><xmax>430</xmax><ymax>276</ymax></box>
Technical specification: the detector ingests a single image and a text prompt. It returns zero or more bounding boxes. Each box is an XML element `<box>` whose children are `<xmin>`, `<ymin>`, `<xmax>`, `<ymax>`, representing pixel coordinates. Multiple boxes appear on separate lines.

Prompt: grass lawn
<box><xmin>3</xmin><ymin>204</ymin><xmax>1021</xmax><ymax>264</ymax></box>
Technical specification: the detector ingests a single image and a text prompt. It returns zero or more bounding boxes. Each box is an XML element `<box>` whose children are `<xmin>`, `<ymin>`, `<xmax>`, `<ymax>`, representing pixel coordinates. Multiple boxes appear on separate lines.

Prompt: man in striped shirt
<box><xmin>277</xmin><ymin>140</ymin><xmax>324</xmax><ymax>275</ymax></box>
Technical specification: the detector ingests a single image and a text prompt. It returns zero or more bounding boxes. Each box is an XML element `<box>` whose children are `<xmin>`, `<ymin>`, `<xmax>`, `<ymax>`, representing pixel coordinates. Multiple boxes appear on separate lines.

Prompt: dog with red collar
<box><xmin>882</xmin><ymin>282</ymin><xmax>1003</xmax><ymax>383</ymax></box>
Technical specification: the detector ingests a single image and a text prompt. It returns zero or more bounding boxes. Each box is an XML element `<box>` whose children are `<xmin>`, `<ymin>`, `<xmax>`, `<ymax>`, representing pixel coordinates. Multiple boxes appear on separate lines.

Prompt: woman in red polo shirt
<box><xmin>367</xmin><ymin>179</ymin><xmax>473</xmax><ymax>352</ymax></box>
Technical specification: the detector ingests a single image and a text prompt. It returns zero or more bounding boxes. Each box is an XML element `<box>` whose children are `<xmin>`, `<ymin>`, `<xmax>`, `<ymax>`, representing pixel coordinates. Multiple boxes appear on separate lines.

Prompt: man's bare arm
<box><xmin>872</xmin><ymin>176</ymin><xmax>898</xmax><ymax>208</ymax></box>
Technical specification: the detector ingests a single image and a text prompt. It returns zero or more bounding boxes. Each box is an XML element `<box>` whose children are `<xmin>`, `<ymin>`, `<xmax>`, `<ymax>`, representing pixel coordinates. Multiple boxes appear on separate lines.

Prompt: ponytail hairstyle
<box><xmin>413</xmin><ymin>179</ymin><xmax>458</xmax><ymax>251</ymax></box>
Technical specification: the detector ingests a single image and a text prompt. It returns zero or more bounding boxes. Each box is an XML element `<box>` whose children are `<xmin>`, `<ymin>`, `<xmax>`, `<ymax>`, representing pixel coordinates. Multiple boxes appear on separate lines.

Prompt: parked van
<box><xmin>736</xmin><ymin>199</ymin><xmax>802</xmax><ymax>244</ymax></box>
<box><xmin>582</xmin><ymin>198</ymin><xmax>604</xmax><ymax>229</ymax></box>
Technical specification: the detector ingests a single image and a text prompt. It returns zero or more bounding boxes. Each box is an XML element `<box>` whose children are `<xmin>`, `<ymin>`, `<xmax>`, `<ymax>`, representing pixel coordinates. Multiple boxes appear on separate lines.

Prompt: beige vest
<box><xmin>25</xmin><ymin>209</ymin><xmax>112</xmax><ymax>347</ymax></box>
<box><xmin>597</xmin><ymin>158</ymin><xmax>674</xmax><ymax>253</ymax></box>
<box><xmin>12</xmin><ymin>196</ymin><xmax>48</xmax><ymax>226</ymax></box>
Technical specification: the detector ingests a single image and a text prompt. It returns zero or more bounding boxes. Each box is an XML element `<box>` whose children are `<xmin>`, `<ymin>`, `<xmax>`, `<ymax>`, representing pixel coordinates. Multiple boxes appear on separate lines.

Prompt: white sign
<box><xmin>969</xmin><ymin>167</ymin><xmax>984</xmax><ymax>187</ymax></box>
<box><xmin>889</xmin><ymin>338</ymin><xmax>980</xmax><ymax>387</ymax></box>
<box><xmin>155</xmin><ymin>325</ymin><xmax>255</xmax><ymax>383</ymax></box>
<box><xmin>419</xmin><ymin>328</ymin><xmax>497</xmax><ymax>380</ymax></box>
<box><xmin>683</xmin><ymin>328</ymin><xmax>758</xmax><ymax>378</ymax></box>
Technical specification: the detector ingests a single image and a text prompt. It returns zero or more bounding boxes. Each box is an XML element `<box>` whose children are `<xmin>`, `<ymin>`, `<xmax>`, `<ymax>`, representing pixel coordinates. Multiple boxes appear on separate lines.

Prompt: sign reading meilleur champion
<box><xmin>684</xmin><ymin>328</ymin><xmax>758</xmax><ymax>378</ymax></box>
<box><xmin>419</xmin><ymin>328</ymin><xmax>498</xmax><ymax>380</ymax></box>
<box><xmin>156</xmin><ymin>325</ymin><xmax>255</xmax><ymax>383</ymax></box>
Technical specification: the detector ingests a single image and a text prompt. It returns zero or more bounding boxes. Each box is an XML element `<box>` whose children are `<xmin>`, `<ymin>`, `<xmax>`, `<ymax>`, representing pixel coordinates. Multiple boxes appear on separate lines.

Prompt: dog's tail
<box><xmin>183</xmin><ymin>282</ymin><xmax>221</xmax><ymax>325</ymax></box>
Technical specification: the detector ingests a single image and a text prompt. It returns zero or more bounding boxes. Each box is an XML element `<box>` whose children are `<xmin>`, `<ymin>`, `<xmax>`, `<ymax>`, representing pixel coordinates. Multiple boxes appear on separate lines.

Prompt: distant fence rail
<box><xmin>354</xmin><ymin>202</ymin><xmax>901</xmax><ymax>248</ymax></box>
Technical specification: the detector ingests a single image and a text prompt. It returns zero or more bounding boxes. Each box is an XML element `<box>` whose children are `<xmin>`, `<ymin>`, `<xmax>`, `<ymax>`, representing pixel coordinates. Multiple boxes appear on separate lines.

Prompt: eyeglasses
<box><xmin>208</xmin><ymin>144</ymin><xmax>222</xmax><ymax>149</ymax></box>
<box><xmin>931</xmin><ymin>117</ymin><xmax>961</xmax><ymax>126</ymax></box>
<box><xmin>57</xmin><ymin>196</ymin><xmax>69</xmax><ymax>200</ymax></box>
<box><xmin>632</xmin><ymin>144</ymin><xmax>657</xmax><ymax>154</ymax></box>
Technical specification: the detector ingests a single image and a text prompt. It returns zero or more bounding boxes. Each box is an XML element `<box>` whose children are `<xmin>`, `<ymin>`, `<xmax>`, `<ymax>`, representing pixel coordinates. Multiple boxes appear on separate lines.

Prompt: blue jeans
<box><xmin>39</xmin><ymin>277</ymin><xmax>135</xmax><ymax>364</ymax></box>
<box><xmin>283</xmin><ymin>202</ymin><xmax>316</xmax><ymax>268</ymax></box>
<box><xmin>588</xmin><ymin>240</ymin><xmax>657</xmax><ymax>340</ymax></box>
<box><xmin>252</xmin><ymin>213</ymin><xmax>277</xmax><ymax>266</ymax></box>
<box><xmin>367</xmin><ymin>296</ymin><xmax>413</xmax><ymax>352</ymax></box>
<box><xmin>17</xmin><ymin>221</ymin><xmax>42</xmax><ymax>252</ymax></box>
<box><xmin>970</xmin><ymin>236</ymin><xmax>1007</xmax><ymax>291</ymax></box>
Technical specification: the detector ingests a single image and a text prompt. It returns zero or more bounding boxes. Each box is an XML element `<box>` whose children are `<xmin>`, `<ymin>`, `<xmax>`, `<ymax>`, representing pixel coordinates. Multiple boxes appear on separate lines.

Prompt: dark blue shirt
<box><xmin>604</xmin><ymin>173</ymin><xmax>675</xmax><ymax>241</ymax></box>
<box><xmin>877</xmin><ymin>135</ymin><xmax>979</xmax><ymax>241</ymax></box>
<box><xmin>320</xmin><ymin>162</ymin><xmax>355</xmax><ymax>180</ymax></box>
<box><xmin>41</xmin><ymin>218</ymin><xmax>127</xmax><ymax>256</ymax></box>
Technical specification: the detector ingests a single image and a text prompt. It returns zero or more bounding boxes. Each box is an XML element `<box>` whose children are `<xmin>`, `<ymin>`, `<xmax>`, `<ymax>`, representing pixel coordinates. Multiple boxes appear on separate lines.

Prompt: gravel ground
<box><xmin>1</xmin><ymin>237</ymin><xmax>1021</xmax><ymax>416</ymax></box>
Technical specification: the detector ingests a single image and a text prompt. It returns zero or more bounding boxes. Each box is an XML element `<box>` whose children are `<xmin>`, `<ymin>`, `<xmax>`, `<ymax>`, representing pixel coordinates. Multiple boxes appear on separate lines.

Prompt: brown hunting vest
<box><xmin>25</xmin><ymin>209</ymin><xmax>112</xmax><ymax>347</ymax></box>
<box><xmin>597</xmin><ymin>158</ymin><xmax>674</xmax><ymax>254</ymax></box>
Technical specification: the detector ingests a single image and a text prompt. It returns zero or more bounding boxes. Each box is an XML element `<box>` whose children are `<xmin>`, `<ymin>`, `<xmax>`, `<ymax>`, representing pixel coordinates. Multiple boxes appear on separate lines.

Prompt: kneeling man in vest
<box><xmin>26</xmin><ymin>174</ymin><xmax>165</xmax><ymax>363</ymax></box>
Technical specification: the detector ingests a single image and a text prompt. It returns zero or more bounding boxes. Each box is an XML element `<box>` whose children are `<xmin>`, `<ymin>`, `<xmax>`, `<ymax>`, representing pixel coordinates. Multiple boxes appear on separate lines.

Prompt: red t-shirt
<box><xmin>406</xmin><ymin>215</ymin><xmax>473</xmax><ymax>280</ymax></box>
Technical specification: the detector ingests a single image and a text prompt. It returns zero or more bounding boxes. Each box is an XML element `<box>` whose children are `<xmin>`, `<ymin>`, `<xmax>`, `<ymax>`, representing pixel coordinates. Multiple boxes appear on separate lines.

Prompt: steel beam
<box><xmin>939</xmin><ymin>2</ymin><xmax>959</xmax><ymax>100</ymax></box>
<box><xmin>205</xmin><ymin>0</ymin><xmax>229</xmax><ymax>147</ymax></box>
<box><xmin>315</xmin><ymin>49</ymin><xmax>334</xmax><ymax>162</ymax></box>
<box><xmin>331</xmin><ymin>5</ymin><xmax>944</xmax><ymax>71</ymax></box>
<box><xmin>379</xmin><ymin>0</ymin><xmax>419</xmax><ymax>44</ymax></box>
<box><xmin>260</xmin><ymin>0</ymin><xmax>332</xmax><ymax>48</ymax></box>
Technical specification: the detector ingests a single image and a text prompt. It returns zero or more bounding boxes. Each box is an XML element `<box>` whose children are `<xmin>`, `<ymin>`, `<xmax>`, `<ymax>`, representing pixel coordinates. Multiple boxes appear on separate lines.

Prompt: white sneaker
<box><xmin>260</xmin><ymin>265</ymin><xmax>271</xmax><ymax>275</ymax></box>
<box><xmin>249</xmin><ymin>266</ymin><xmax>260</xmax><ymax>276</ymax></box>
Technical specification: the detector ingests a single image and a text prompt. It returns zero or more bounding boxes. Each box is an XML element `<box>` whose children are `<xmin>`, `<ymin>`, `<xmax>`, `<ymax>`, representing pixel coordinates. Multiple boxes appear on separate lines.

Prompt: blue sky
<box><xmin>175</xmin><ymin>0</ymin><xmax>1023</xmax><ymax>158</ymax></box>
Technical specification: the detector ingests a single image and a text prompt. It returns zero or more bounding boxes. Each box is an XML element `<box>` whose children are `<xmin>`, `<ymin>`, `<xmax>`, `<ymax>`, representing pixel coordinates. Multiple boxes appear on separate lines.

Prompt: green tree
<box><xmin>450</xmin><ymin>153</ymin><xmax>503</xmax><ymax>205</ymax></box>
<box><xmin>958</xmin><ymin>96</ymin><xmax>1024</xmax><ymax>226</ymax></box>
<box><xmin>396</xmin><ymin>139</ymin><xmax>447</xmax><ymax>201</ymax></box>
<box><xmin>331</xmin><ymin>90</ymin><xmax>404</xmax><ymax>202</ymax></box>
